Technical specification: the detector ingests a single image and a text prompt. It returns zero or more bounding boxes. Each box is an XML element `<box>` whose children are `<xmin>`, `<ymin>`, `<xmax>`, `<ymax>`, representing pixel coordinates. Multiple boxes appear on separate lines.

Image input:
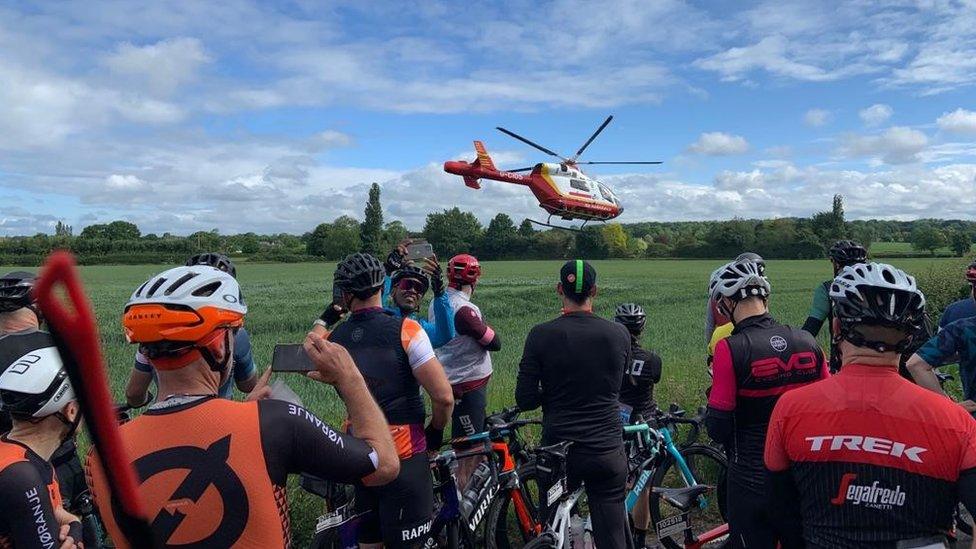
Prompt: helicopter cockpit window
<box><xmin>570</xmin><ymin>178</ymin><xmax>590</xmax><ymax>192</ymax></box>
<box><xmin>598</xmin><ymin>183</ymin><xmax>618</xmax><ymax>204</ymax></box>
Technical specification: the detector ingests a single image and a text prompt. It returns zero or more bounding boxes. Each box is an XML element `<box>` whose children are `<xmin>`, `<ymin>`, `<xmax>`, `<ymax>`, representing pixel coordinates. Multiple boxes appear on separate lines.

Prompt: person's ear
<box><xmin>556</xmin><ymin>283</ymin><xmax>565</xmax><ymax>296</ymax></box>
<box><xmin>589</xmin><ymin>285</ymin><xmax>598</xmax><ymax>298</ymax></box>
<box><xmin>63</xmin><ymin>401</ymin><xmax>80</xmax><ymax>423</ymax></box>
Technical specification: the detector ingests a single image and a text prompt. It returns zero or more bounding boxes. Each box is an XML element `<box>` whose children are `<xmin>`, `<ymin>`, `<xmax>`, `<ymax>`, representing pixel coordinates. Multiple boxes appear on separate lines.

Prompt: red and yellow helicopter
<box><xmin>444</xmin><ymin>115</ymin><xmax>661</xmax><ymax>229</ymax></box>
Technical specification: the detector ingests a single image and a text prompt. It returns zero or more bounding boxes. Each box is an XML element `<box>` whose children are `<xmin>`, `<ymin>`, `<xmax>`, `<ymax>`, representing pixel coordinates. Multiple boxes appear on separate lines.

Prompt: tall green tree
<box><xmin>810</xmin><ymin>194</ymin><xmax>847</xmax><ymax>247</ymax></box>
<box><xmin>601</xmin><ymin>223</ymin><xmax>629</xmax><ymax>258</ymax></box>
<box><xmin>948</xmin><ymin>229</ymin><xmax>972</xmax><ymax>257</ymax></box>
<box><xmin>381</xmin><ymin>220</ymin><xmax>409</xmax><ymax>253</ymax></box>
<box><xmin>575</xmin><ymin>226</ymin><xmax>609</xmax><ymax>259</ymax></box>
<box><xmin>307</xmin><ymin>216</ymin><xmax>361</xmax><ymax>259</ymax></box>
<box><xmin>360</xmin><ymin>183</ymin><xmax>384</xmax><ymax>255</ymax></box>
<box><xmin>517</xmin><ymin>219</ymin><xmax>536</xmax><ymax>238</ymax></box>
<box><xmin>54</xmin><ymin>221</ymin><xmax>72</xmax><ymax>237</ymax></box>
<box><xmin>479</xmin><ymin>213</ymin><xmax>519</xmax><ymax>259</ymax></box>
<box><xmin>80</xmin><ymin>220</ymin><xmax>141</xmax><ymax>240</ymax></box>
<box><xmin>423</xmin><ymin>208</ymin><xmax>483</xmax><ymax>258</ymax></box>
<box><xmin>911</xmin><ymin>223</ymin><xmax>947</xmax><ymax>256</ymax></box>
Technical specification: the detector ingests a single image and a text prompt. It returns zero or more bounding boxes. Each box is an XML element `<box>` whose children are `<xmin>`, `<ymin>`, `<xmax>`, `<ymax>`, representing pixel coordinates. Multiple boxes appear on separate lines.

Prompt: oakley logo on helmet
<box><xmin>806</xmin><ymin>435</ymin><xmax>926</xmax><ymax>463</ymax></box>
<box><xmin>769</xmin><ymin>335</ymin><xmax>788</xmax><ymax>352</ymax></box>
<box><xmin>222</xmin><ymin>294</ymin><xmax>238</xmax><ymax>304</ymax></box>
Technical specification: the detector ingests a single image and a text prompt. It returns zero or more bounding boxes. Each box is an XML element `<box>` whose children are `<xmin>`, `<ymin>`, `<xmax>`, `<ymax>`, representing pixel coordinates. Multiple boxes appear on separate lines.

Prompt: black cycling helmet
<box><xmin>735</xmin><ymin>252</ymin><xmax>766</xmax><ymax>276</ymax></box>
<box><xmin>828</xmin><ymin>240</ymin><xmax>867</xmax><ymax>267</ymax></box>
<box><xmin>186</xmin><ymin>253</ymin><xmax>237</xmax><ymax>279</ymax></box>
<box><xmin>0</xmin><ymin>271</ymin><xmax>37</xmax><ymax>313</ymax></box>
<box><xmin>614</xmin><ymin>303</ymin><xmax>646</xmax><ymax>334</ymax></box>
<box><xmin>334</xmin><ymin>253</ymin><xmax>385</xmax><ymax>296</ymax></box>
<box><xmin>390</xmin><ymin>266</ymin><xmax>430</xmax><ymax>295</ymax></box>
<box><xmin>829</xmin><ymin>262</ymin><xmax>926</xmax><ymax>353</ymax></box>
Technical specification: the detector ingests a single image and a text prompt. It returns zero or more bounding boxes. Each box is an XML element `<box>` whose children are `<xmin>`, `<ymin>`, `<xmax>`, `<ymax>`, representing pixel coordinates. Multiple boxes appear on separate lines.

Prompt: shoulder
<box><xmin>0</xmin><ymin>441</ymin><xmax>27</xmax><ymax>473</ymax></box>
<box><xmin>772</xmin><ymin>377</ymin><xmax>829</xmax><ymax>415</ymax></box>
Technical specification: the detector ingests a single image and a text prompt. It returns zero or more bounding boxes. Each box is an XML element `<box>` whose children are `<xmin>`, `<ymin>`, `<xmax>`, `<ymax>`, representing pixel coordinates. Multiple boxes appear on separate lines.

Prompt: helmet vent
<box><xmin>147</xmin><ymin>277</ymin><xmax>168</xmax><ymax>297</ymax></box>
<box><xmin>191</xmin><ymin>281</ymin><xmax>221</xmax><ymax>297</ymax></box>
<box><xmin>135</xmin><ymin>280</ymin><xmax>149</xmax><ymax>298</ymax></box>
<box><xmin>166</xmin><ymin>272</ymin><xmax>199</xmax><ymax>295</ymax></box>
<box><xmin>881</xmin><ymin>268</ymin><xmax>896</xmax><ymax>284</ymax></box>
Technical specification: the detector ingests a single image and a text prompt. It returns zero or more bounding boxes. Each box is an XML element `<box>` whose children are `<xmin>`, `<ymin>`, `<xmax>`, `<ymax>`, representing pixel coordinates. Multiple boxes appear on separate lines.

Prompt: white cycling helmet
<box><xmin>124</xmin><ymin>265</ymin><xmax>246</xmax><ymax>345</ymax></box>
<box><xmin>710</xmin><ymin>259</ymin><xmax>771</xmax><ymax>301</ymax></box>
<box><xmin>829</xmin><ymin>262</ymin><xmax>926</xmax><ymax>352</ymax></box>
<box><xmin>0</xmin><ymin>331</ymin><xmax>75</xmax><ymax>419</ymax></box>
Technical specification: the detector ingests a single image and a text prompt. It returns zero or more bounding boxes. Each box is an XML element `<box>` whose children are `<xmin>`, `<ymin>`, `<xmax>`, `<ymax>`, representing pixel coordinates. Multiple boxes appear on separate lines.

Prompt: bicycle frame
<box><xmin>623</xmin><ymin>423</ymin><xmax>706</xmax><ymax>512</ymax></box>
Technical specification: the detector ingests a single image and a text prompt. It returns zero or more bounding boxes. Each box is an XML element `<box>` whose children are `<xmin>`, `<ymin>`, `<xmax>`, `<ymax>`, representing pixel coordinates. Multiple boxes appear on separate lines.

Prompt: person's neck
<box><xmin>839</xmin><ymin>341</ymin><xmax>900</xmax><ymax>369</ymax></box>
<box><xmin>460</xmin><ymin>285</ymin><xmax>473</xmax><ymax>298</ymax></box>
<box><xmin>732</xmin><ymin>300</ymin><xmax>767</xmax><ymax>323</ymax></box>
<box><xmin>0</xmin><ymin>309</ymin><xmax>39</xmax><ymax>334</ymax></box>
<box><xmin>561</xmin><ymin>299</ymin><xmax>593</xmax><ymax>313</ymax></box>
<box><xmin>156</xmin><ymin>363</ymin><xmax>220</xmax><ymax>400</ymax></box>
<box><xmin>7</xmin><ymin>422</ymin><xmax>65</xmax><ymax>461</ymax></box>
<box><xmin>351</xmin><ymin>294</ymin><xmax>383</xmax><ymax>312</ymax></box>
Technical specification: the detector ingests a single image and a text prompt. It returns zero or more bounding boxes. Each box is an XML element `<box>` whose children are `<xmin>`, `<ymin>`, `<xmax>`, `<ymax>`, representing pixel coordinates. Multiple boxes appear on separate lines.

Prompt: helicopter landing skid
<box><xmin>528</xmin><ymin>213</ymin><xmax>601</xmax><ymax>232</ymax></box>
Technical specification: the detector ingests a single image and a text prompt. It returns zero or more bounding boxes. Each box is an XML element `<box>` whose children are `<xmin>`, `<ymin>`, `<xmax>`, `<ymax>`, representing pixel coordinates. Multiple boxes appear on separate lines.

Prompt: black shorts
<box><xmin>355</xmin><ymin>453</ymin><xmax>433</xmax><ymax>547</ymax></box>
<box><xmin>451</xmin><ymin>383</ymin><xmax>488</xmax><ymax>438</ymax></box>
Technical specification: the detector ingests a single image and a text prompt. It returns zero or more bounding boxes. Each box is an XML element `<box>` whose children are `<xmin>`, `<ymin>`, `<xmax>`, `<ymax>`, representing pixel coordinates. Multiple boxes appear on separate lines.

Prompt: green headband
<box><xmin>575</xmin><ymin>259</ymin><xmax>583</xmax><ymax>293</ymax></box>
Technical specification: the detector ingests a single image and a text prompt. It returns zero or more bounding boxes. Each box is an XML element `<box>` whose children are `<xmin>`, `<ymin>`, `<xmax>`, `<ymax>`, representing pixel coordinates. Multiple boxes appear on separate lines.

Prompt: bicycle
<box><xmin>623</xmin><ymin>415</ymin><xmax>728</xmax><ymax>549</ymax></box>
<box><xmin>307</xmin><ymin>444</ymin><xmax>500</xmax><ymax>548</ymax></box>
<box><xmin>519</xmin><ymin>440</ymin><xmax>593</xmax><ymax>549</ymax></box>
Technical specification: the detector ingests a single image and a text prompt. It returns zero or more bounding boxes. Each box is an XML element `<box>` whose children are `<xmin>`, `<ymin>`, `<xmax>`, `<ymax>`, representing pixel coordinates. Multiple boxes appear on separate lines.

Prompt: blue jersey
<box><xmin>916</xmin><ymin>317</ymin><xmax>976</xmax><ymax>417</ymax></box>
<box><xmin>382</xmin><ymin>276</ymin><xmax>456</xmax><ymax>348</ymax></box>
<box><xmin>134</xmin><ymin>327</ymin><xmax>257</xmax><ymax>399</ymax></box>
<box><xmin>939</xmin><ymin>298</ymin><xmax>976</xmax><ymax>330</ymax></box>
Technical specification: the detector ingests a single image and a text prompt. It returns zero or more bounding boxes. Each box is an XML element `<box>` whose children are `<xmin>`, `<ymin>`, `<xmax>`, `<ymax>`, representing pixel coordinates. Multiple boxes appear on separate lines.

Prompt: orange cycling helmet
<box><xmin>123</xmin><ymin>266</ymin><xmax>246</xmax><ymax>367</ymax></box>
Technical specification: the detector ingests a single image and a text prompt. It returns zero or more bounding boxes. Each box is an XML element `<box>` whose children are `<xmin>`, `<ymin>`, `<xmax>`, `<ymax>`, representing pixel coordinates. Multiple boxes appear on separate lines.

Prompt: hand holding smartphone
<box><xmin>405</xmin><ymin>239</ymin><xmax>434</xmax><ymax>261</ymax></box>
<box><xmin>271</xmin><ymin>343</ymin><xmax>316</xmax><ymax>373</ymax></box>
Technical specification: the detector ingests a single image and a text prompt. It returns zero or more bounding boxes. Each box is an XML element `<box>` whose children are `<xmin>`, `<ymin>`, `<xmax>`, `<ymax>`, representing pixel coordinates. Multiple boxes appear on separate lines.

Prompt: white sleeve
<box><xmin>402</xmin><ymin>320</ymin><xmax>436</xmax><ymax>369</ymax></box>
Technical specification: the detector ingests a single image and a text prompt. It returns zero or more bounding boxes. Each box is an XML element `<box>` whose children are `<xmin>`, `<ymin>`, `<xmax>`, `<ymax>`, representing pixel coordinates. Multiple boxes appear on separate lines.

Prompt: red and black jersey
<box><xmin>706</xmin><ymin>313</ymin><xmax>828</xmax><ymax>494</ymax></box>
<box><xmin>86</xmin><ymin>396</ymin><xmax>377</xmax><ymax>549</ymax></box>
<box><xmin>765</xmin><ymin>364</ymin><xmax>976</xmax><ymax>548</ymax></box>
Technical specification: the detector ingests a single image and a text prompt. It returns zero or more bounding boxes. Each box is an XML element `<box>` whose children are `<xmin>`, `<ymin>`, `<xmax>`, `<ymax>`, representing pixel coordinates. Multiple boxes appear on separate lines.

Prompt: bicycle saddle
<box><xmin>652</xmin><ymin>485</ymin><xmax>711</xmax><ymax>511</ymax></box>
<box><xmin>535</xmin><ymin>441</ymin><xmax>572</xmax><ymax>457</ymax></box>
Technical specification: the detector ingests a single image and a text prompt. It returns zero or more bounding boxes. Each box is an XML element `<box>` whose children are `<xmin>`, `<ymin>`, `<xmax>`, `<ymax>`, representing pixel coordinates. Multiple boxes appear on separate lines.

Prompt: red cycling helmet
<box><xmin>448</xmin><ymin>254</ymin><xmax>481</xmax><ymax>288</ymax></box>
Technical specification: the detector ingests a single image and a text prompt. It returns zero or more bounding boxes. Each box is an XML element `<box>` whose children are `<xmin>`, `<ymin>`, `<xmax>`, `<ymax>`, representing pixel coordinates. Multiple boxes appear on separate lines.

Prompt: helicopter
<box><xmin>443</xmin><ymin>115</ymin><xmax>661</xmax><ymax>230</ymax></box>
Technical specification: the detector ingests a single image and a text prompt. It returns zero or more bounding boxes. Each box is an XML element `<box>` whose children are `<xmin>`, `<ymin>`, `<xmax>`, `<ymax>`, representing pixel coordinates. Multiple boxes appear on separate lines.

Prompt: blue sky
<box><xmin>2</xmin><ymin>0</ymin><xmax>976</xmax><ymax>235</ymax></box>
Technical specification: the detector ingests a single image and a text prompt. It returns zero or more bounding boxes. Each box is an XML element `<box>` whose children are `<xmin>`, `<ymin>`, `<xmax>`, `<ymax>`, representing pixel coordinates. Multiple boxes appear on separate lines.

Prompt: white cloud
<box><xmin>803</xmin><ymin>109</ymin><xmax>831</xmax><ymax>127</ymax></box>
<box><xmin>937</xmin><ymin>108</ymin><xmax>976</xmax><ymax>135</ymax></box>
<box><xmin>687</xmin><ymin>132</ymin><xmax>750</xmax><ymax>156</ymax></box>
<box><xmin>839</xmin><ymin>126</ymin><xmax>929</xmax><ymax>165</ymax></box>
<box><xmin>859</xmin><ymin>104</ymin><xmax>892</xmax><ymax>126</ymax></box>
<box><xmin>103</xmin><ymin>37</ymin><xmax>210</xmax><ymax>96</ymax></box>
<box><xmin>694</xmin><ymin>36</ymin><xmax>835</xmax><ymax>82</ymax></box>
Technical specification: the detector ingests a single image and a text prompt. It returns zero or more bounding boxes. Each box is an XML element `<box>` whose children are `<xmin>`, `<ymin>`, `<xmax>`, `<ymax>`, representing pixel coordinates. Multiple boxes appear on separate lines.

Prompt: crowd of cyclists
<box><xmin>0</xmin><ymin>238</ymin><xmax>972</xmax><ymax>548</ymax></box>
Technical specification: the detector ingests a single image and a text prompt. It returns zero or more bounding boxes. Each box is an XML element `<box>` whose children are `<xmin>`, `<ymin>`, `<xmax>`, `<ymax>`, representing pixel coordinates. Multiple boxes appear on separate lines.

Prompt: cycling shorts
<box><xmin>452</xmin><ymin>382</ymin><xmax>488</xmax><ymax>439</ymax></box>
<box><xmin>355</xmin><ymin>453</ymin><xmax>433</xmax><ymax>546</ymax></box>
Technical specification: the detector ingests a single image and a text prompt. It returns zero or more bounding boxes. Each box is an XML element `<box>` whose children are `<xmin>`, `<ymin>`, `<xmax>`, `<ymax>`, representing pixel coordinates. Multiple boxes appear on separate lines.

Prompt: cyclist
<box><xmin>706</xmin><ymin>253</ymin><xmax>764</xmax><ymax>366</ymax></box>
<box><xmin>937</xmin><ymin>259</ymin><xmax>976</xmax><ymax>328</ymax></box>
<box><xmin>380</xmin><ymin>242</ymin><xmax>455</xmax><ymax>348</ymax></box>
<box><xmin>766</xmin><ymin>262</ymin><xmax>976</xmax><ymax>548</ymax></box>
<box><xmin>0</xmin><ymin>330</ymin><xmax>83</xmax><ymax>548</ymax></box>
<box><xmin>327</xmin><ymin>252</ymin><xmax>455</xmax><ymax>547</ymax></box>
<box><xmin>86</xmin><ymin>265</ymin><xmax>399</xmax><ymax>548</ymax></box>
<box><xmin>516</xmin><ymin>259</ymin><xmax>631</xmax><ymax>549</ymax></box>
<box><xmin>613</xmin><ymin>302</ymin><xmax>662</xmax><ymax>548</ymax></box>
<box><xmin>906</xmin><ymin>314</ymin><xmax>976</xmax><ymax>418</ymax></box>
<box><xmin>433</xmin><ymin>253</ymin><xmax>499</xmax><ymax>439</ymax></box>
<box><xmin>802</xmin><ymin>240</ymin><xmax>867</xmax><ymax>372</ymax></box>
<box><xmin>705</xmin><ymin>258</ymin><xmax>827</xmax><ymax>549</ymax></box>
<box><xmin>0</xmin><ymin>271</ymin><xmax>90</xmax><ymax>543</ymax></box>
<box><xmin>123</xmin><ymin>252</ymin><xmax>257</xmax><ymax>407</ymax></box>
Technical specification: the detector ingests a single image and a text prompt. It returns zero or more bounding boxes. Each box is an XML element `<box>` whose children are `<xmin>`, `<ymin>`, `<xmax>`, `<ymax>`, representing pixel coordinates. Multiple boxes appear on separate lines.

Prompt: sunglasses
<box><xmin>395</xmin><ymin>278</ymin><xmax>427</xmax><ymax>294</ymax></box>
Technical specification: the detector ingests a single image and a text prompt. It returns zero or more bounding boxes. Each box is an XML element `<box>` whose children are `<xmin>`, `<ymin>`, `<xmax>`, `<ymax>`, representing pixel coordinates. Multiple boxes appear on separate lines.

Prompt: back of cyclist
<box><xmin>327</xmin><ymin>252</ymin><xmax>454</xmax><ymax>548</ymax></box>
<box><xmin>123</xmin><ymin>252</ymin><xmax>257</xmax><ymax>407</ymax></box>
<box><xmin>706</xmin><ymin>253</ymin><xmax>764</xmax><ymax>367</ymax></box>
<box><xmin>766</xmin><ymin>263</ymin><xmax>976</xmax><ymax>548</ymax></box>
<box><xmin>705</xmin><ymin>258</ymin><xmax>828</xmax><ymax>548</ymax></box>
<box><xmin>0</xmin><ymin>330</ymin><xmax>83</xmax><ymax>549</ymax></box>
<box><xmin>86</xmin><ymin>265</ymin><xmax>398</xmax><ymax>548</ymax></box>
<box><xmin>432</xmin><ymin>253</ymin><xmax>500</xmax><ymax>439</ymax></box>
<box><xmin>614</xmin><ymin>303</ymin><xmax>662</xmax><ymax>549</ymax></box>
<box><xmin>516</xmin><ymin>260</ymin><xmax>632</xmax><ymax>549</ymax></box>
<box><xmin>802</xmin><ymin>240</ymin><xmax>867</xmax><ymax>373</ymax></box>
<box><xmin>0</xmin><ymin>271</ymin><xmax>91</xmax><ymax>545</ymax></box>
<box><xmin>938</xmin><ymin>260</ymin><xmax>976</xmax><ymax>329</ymax></box>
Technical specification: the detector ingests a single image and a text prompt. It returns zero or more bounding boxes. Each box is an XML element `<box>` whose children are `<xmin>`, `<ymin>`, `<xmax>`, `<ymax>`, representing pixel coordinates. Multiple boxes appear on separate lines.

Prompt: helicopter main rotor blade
<box><xmin>578</xmin><ymin>161</ymin><xmax>663</xmax><ymax>165</ymax></box>
<box><xmin>496</xmin><ymin>127</ymin><xmax>565</xmax><ymax>160</ymax></box>
<box><xmin>571</xmin><ymin>115</ymin><xmax>613</xmax><ymax>162</ymax></box>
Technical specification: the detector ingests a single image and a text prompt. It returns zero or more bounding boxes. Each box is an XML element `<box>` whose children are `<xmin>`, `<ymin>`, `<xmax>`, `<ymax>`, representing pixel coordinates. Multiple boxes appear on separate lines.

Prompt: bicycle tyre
<box><xmin>487</xmin><ymin>456</ymin><xmax>543</xmax><ymax>549</ymax></box>
<box><xmin>648</xmin><ymin>444</ymin><xmax>728</xmax><ymax>549</ymax></box>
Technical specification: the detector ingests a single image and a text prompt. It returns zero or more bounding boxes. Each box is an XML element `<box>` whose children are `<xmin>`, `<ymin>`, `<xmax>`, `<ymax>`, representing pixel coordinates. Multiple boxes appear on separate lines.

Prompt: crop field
<box><xmin>43</xmin><ymin>258</ymin><xmax>970</xmax><ymax>544</ymax></box>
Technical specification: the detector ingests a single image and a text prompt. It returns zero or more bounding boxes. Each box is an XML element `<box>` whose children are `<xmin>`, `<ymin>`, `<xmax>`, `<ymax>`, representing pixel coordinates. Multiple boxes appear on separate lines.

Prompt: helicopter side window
<box><xmin>598</xmin><ymin>183</ymin><xmax>615</xmax><ymax>202</ymax></box>
<box><xmin>570</xmin><ymin>178</ymin><xmax>589</xmax><ymax>192</ymax></box>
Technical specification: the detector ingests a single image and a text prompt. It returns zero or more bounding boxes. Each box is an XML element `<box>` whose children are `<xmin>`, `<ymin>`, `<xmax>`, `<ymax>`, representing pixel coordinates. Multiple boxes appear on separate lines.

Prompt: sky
<box><xmin>2</xmin><ymin>0</ymin><xmax>976</xmax><ymax>236</ymax></box>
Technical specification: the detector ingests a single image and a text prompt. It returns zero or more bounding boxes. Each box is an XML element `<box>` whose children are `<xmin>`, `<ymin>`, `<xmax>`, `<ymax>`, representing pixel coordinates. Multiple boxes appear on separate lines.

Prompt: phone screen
<box><xmin>271</xmin><ymin>344</ymin><xmax>317</xmax><ymax>373</ymax></box>
<box><xmin>405</xmin><ymin>240</ymin><xmax>433</xmax><ymax>261</ymax></box>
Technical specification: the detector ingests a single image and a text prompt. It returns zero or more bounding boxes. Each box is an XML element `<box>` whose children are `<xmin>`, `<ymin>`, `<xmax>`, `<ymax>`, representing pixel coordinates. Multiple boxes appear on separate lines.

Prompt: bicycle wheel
<box><xmin>648</xmin><ymin>444</ymin><xmax>728</xmax><ymax>549</ymax></box>
<box><xmin>957</xmin><ymin>502</ymin><xmax>974</xmax><ymax>537</ymax></box>
<box><xmin>487</xmin><ymin>457</ymin><xmax>543</xmax><ymax>549</ymax></box>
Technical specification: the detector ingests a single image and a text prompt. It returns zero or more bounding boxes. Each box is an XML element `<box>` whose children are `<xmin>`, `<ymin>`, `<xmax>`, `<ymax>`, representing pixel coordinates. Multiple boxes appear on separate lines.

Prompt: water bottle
<box><xmin>460</xmin><ymin>461</ymin><xmax>492</xmax><ymax>518</ymax></box>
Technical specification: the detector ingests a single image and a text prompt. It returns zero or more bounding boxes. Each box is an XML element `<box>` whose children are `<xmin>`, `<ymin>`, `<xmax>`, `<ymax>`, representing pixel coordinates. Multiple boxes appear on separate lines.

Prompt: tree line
<box><xmin>2</xmin><ymin>189</ymin><xmax>973</xmax><ymax>265</ymax></box>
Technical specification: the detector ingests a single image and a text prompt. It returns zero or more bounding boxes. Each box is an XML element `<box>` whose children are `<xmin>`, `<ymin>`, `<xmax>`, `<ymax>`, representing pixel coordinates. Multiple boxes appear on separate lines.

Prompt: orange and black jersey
<box><xmin>765</xmin><ymin>364</ymin><xmax>976</xmax><ymax>548</ymax></box>
<box><xmin>0</xmin><ymin>437</ymin><xmax>69</xmax><ymax>549</ymax></box>
<box><xmin>86</xmin><ymin>396</ymin><xmax>377</xmax><ymax>549</ymax></box>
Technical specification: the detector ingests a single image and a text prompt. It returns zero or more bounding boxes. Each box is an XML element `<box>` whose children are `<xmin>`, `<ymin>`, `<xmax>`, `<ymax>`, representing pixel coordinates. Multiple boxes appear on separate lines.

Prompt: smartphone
<box><xmin>331</xmin><ymin>283</ymin><xmax>343</xmax><ymax>304</ymax></box>
<box><xmin>271</xmin><ymin>344</ymin><xmax>316</xmax><ymax>373</ymax></box>
<box><xmin>405</xmin><ymin>240</ymin><xmax>434</xmax><ymax>261</ymax></box>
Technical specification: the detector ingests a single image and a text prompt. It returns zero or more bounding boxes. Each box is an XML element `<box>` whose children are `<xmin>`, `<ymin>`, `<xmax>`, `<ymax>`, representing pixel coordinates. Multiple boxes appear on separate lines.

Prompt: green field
<box><xmin>53</xmin><ymin>258</ymin><xmax>969</xmax><ymax>544</ymax></box>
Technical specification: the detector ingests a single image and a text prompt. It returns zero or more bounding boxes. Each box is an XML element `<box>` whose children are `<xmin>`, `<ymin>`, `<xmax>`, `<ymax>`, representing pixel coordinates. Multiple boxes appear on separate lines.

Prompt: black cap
<box><xmin>560</xmin><ymin>259</ymin><xmax>597</xmax><ymax>297</ymax></box>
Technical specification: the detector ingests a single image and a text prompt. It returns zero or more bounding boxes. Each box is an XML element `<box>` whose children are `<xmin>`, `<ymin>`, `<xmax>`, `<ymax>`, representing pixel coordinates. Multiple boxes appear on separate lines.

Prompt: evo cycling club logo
<box><xmin>831</xmin><ymin>473</ymin><xmax>906</xmax><ymax>510</ymax></box>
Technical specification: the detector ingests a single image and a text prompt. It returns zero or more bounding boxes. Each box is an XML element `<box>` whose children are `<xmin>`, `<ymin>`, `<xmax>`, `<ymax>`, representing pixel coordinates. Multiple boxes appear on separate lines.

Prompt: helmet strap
<box><xmin>54</xmin><ymin>409</ymin><xmax>81</xmax><ymax>442</ymax></box>
<box><xmin>837</xmin><ymin>323</ymin><xmax>914</xmax><ymax>354</ymax></box>
<box><xmin>197</xmin><ymin>329</ymin><xmax>233</xmax><ymax>373</ymax></box>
